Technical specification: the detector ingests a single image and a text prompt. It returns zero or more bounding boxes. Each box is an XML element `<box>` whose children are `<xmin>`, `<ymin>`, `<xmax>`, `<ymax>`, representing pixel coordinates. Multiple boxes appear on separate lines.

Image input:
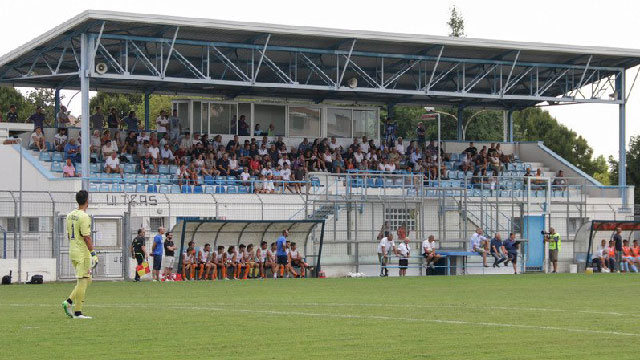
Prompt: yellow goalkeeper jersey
<box><xmin>67</xmin><ymin>209</ymin><xmax>91</xmax><ymax>259</ymax></box>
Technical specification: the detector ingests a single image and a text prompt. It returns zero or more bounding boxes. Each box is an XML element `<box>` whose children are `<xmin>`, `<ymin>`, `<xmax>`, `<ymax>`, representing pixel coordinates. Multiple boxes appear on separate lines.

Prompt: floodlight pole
<box><xmin>80</xmin><ymin>33</ymin><xmax>91</xmax><ymax>190</ymax></box>
<box><xmin>437</xmin><ymin>113</ymin><xmax>441</xmax><ymax>183</ymax></box>
<box><xmin>14</xmin><ymin>138</ymin><xmax>23</xmax><ymax>283</ymax></box>
<box><xmin>616</xmin><ymin>72</ymin><xmax>627</xmax><ymax>207</ymax></box>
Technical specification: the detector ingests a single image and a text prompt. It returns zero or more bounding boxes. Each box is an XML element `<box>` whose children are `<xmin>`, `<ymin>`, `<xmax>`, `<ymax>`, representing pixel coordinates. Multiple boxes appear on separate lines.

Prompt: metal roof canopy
<box><xmin>0</xmin><ymin>10</ymin><xmax>633</xmax><ymax>199</ymax></box>
<box><xmin>172</xmin><ymin>219</ymin><xmax>326</xmax><ymax>276</ymax></box>
<box><xmin>1</xmin><ymin>10</ymin><xmax>639</xmax><ymax>108</ymax></box>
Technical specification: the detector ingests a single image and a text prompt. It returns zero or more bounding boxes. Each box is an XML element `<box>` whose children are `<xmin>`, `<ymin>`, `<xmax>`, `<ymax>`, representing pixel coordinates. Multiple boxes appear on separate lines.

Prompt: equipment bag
<box><xmin>28</xmin><ymin>274</ymin><xmax>43</xmax><ymax>284</ymax></box>
<box><xmin>2</xmin><ymin>270</ymin><xmax>12</xmax><ymax>285</ymax></box>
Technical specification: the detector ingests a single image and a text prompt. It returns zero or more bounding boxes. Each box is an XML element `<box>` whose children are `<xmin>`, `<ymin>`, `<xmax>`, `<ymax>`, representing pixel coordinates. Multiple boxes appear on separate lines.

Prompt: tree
<box><xmin>0</xmin><ymin>87</ymin><xmax>34</xmax><ymax>122</ymax></box>
<box><xmin>447</xmin><ymin>5</ymin><xmax>465</xmax><ymax>38</ymax></box>
<box><xmin>89</xmin><ymin>92</ymin><xmax>173</xmax><ymax>130</ymax></box>
<box><xmin>25</xmin><ymin>88</ymin><xmax>60</xmax><ymax>126</ymax></box>
<box><xmin>608</xmin><ymin>136</ymin><xmax>640</xmax><ymax>204</ymax></box>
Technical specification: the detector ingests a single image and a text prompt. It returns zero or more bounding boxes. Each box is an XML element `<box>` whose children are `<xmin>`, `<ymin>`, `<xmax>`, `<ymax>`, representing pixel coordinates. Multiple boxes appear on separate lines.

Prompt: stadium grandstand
<box><xmin>0</xmin><ymin>10</ymin><xmax>638</xmax><ymax>282</ymax></box>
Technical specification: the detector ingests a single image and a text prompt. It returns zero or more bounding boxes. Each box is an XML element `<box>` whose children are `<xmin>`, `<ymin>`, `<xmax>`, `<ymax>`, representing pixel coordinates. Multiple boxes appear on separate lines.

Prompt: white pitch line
<box><xmin>4</xmin><ymin>303</ymin><xmax>639</xmax><ymax>337</ymax></box>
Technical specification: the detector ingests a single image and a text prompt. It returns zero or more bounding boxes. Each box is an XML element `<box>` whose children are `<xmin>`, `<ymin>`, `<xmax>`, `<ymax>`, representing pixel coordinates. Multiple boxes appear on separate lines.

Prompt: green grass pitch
<box><xmin>1</xmin><ymin>274</ymin><xmax>638</xmax><ymax>359</ymax></box>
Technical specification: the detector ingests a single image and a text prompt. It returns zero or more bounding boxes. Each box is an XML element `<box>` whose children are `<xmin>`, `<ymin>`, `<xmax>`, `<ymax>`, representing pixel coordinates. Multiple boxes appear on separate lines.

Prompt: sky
<box><xmin>0</xmin><ymin>0</ymin><xmax>638</xmax><ymax>158</ymax></box>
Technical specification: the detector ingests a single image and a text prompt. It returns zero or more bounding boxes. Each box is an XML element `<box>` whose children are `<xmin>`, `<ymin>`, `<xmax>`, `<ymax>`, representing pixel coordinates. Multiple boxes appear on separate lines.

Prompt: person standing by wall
<box><xmin>163</xmin><ymin>232</ymin><xmax>176</xmax><ymax>281</ymax></box>
<box><xmin>131</xmin><ymin>229</ymin><xmax>147</xmax><ymax>282</ymax></box>
<box><xmin>276</xmin><ymin>229</ymin><xmax>289</xmax><ymax>279</ymax></box>
<box><xmin>151</xmin><ymin>227</ymin><xmax>164</xmax><ymax>282</ymax></box>
<box><xmin>397</xmin><ymin>228</ymin><xmax>410</xmax><ymax>277</ymax></box>
<box><xmin>613</xmin><ymin>227</ymin><xmax>623</xmax><ymax>273</ymax></box>
<box><xmin>544</xmin><ymin>227</ymin><xmax>561</xmax><ymax>273</ymax></box>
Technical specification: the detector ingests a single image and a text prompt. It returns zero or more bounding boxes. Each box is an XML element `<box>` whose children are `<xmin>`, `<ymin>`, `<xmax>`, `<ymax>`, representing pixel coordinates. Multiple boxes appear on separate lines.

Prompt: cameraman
<box><xmin>544</xmin><ymin>227</ymin><xmax>561</xmax><ymax>273</ymax></box>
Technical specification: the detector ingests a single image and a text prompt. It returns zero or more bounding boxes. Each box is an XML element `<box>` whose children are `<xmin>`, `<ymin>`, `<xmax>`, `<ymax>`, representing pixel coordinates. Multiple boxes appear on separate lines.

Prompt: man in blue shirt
<box><xmin>276</xmin><ymin>229</ymin><xmax>289</xmax><ymax>278</ymax></box>
<box><xmin>64</xmin><ymin>138</ymin><xmax>80</xmax><ymax>165</ymax></box>
<box><xmin>29</xmin><ymin>107</ymin><xmax>45</xmax><ymax>129</ymax></box>
<box><xmin>503</xmin><ymin>233</ymin><xmax>519</xmax><ymax>274</ymax></box>
<box><xmin>123</xmin><ymin>111</ymin><xmax>139</xmax><ymax>131</ymax></box>
<box><xmin>490</xmin><ymin>233</ymin><xmax>507</xmax><ymax>268</ymax></box>
<box><xmin>151</xmin><ymin>227</ymin><xmax>165</xmax><ymax>282</ymax></box>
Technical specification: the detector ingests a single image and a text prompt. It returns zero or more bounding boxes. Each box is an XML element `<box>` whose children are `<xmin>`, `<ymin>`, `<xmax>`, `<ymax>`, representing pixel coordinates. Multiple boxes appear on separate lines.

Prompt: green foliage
<box><xmin>0</xmin><ymin>87</ymin><xmax>34</xmax><ymax>122</ymax></box>
<box><xmin>25</xmin><ymin>88</ymin><xmax>60</xmax><ymax>126</ymax></box>
<box><xmin>89</xmin><ymin>92</ymin><xmax>174</xmax><ymax>129</ymax></box>
<box><xmin>608</xmin><ymin>136</ymin><xmax>640</xmax><ymax>203</ymax></box>
<box><xmin>447</xmin><ymin>5</ymin><xmax>466</xmax><ymax>37</ymax></box>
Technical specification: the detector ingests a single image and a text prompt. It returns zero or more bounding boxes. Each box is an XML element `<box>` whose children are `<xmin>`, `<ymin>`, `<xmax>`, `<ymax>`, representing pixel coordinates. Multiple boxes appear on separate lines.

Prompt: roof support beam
<box><xmin>211</xmin><ymin>46</ymin><xmax>250</xmax><ymax>82</ymax></box>
<box><xmin>502</xmin><ymin>50</ymin><xmax>520</xmax><ymax>95</ymax></box>
<box><xmin>300</xmin><ymin>53</ymin><xmax>335</xmax><ymax>87</ymax></box>
<box><xmin>337</xmin><ymin>39</ymin><xmax>356</xmax><ymax>88</ymax></box>
<box><xmin>129</xmin><ymin>41</ymin><xmax>160</xmax><ymax>77</ymax></box>
<box><xmin>464</xmin><ymin>63</ymin><xmax>497</xmax><ymax>93</ymax></box>
<box><xmin>252</xmin><ymin>34</ymin><xmax>271</xmax><ymax>83</ymax></box>
<box><xmin>426</xmin><ymin>46</ymin><xmax>444</xmax><ymax>92</ymax></box>
<box><xmin>162</xmin><ymin>26</ymin><xmax>180</xmax><ymax>77</ymax></box>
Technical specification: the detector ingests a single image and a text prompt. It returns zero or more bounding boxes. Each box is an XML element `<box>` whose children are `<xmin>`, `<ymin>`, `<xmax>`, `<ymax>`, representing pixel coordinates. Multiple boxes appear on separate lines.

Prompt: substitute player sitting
<box><xmin>206</xmin><ymin>246</ymin><xmax>218</xmax><ymax>281</ymax></box>
<box><xmin>225</xmin><ymin>246</ymin><xmax>237</xmax><ymax>280</ymax></box>
<box><xmin>197</xmin><ymin>243</ymin><xmax>212</xmax><ymax>280</ymax></box>
<box><xmin>633</xmin><ymin>240</ymin><xmax>640</xmax><ymax>269</ymax></box>
<box><xmin>182</xmin><ymin>247</ymin><xmax>196</xmax><ymax>280</ymax></box>
<box><xmin>61</xmin><ymin>190</ymin><xmax>98</xmax><ymax>319</ymax></box>
<box><xmin>256</xmin><ymin>241</ymin><xmax>269</xmax><ymax>278</ymax></box>
<box><xmin>266</xmin><ymin>242</ymin><xmax>279</xmax><ymax>279</ymax></box>
<box><xmin>243</xmin><ymin>244</ymin><xmax>259</xmax><ymax>279</ymax></box>
<box><xmin>285</xmin><ymin>240</ymin><xmax>299</xmax><ymax>278</ymax></box>
<box><xmin>215</xmin><ymin>246</ymin><xmax>227</xmax><ymax>280</ymax></box>
<box><xmin>235</xmin><ymin>244</ymin><xmax>247</xmax><ymax>280</ymax></box>
<box><xmin>289</xmin><ymin>242</ymin><xmax>307</xmax><ymax>277</ymax></box>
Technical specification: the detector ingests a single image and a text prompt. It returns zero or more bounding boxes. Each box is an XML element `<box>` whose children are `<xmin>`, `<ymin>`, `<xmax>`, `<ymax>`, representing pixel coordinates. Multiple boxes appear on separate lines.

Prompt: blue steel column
<box><xmin>54</xmin><ymin>89</ymin><xmax>60</xmax><ymax>128</ymax></box>
<box><xmin>508</xmin><ymin>110</ymin><xmax>514</xmax><ymax>142</ymax></box>
<box><xmin>457</xmin><ymin>105</ymin><xmax>464</xmax><ymax>140</ymax></box>
<box><xmin>616</xmin><ymin>72</ymin><xmax>627</xmax><ymax>206</ymax></box>
<box><xmin>144</xmin><ymin>92</ymin><xmax>150</xmax><ymax>131</ymax></box>
<box><xmin>80</xmin><ymin>33</ymin><xmax>91</xmax><ymax>190</ymax></box>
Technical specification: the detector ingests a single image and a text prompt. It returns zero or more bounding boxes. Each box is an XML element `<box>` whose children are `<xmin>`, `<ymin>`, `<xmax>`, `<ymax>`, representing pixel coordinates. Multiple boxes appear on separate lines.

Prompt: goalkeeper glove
<box><xmin>91</xmin><ymin>251</ymin><xmax>99</xmax><ymax>269</ymax></box>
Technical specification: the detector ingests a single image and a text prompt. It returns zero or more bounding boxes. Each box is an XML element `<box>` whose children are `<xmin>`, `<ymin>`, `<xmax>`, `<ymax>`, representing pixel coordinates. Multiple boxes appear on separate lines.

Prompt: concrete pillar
<box><xmin>80</xmin><ymin>33</ymin><xmax>91</xmax><ymax>190</ymax></box>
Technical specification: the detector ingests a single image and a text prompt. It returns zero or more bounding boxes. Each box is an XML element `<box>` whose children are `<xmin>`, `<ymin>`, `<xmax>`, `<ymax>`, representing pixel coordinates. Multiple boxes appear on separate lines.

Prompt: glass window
<box><xmin>28</xmin><ymin>218</ymin><xmax>39</xmax><ymax>233</ymax></box>
<box><xmin>209</xmin><ymin>103</ymin><xmax>238</xmax><ymax>135</ymax></box>
<box><xmin>193</xmin><ymin>102</ymin><xmax>202</xmax><ymax>133</ymax></box>
<box><xmin>177</xmin><ymin>102</ymin><xmax>189</xmax><ymax>133</ymax></box>
<box><xmin>254</xmin><ymin>104</ymin><xmax>285</xmax><ymax>136</ymax></box>
<box><xmin>6</xmin><ymin>218</ymin><xmax>15</xmax><ymax>232</ymax></box>
<box><xmin>201</xmin><ymin>104</ymin><xmax>209</xmax><ymax>134</ymax></box>
<box><xmin>353</xmin><ymin>110</ymin><xmax>378</xmax><ymax>138</ymax></box>
<box><xmin>288</xmin><ymin>106</ymin><xmax>320</xmax><ymax>137</ymax></box>
<box><xmin>327</xmin><ymin>108</ymin><xmax>352</xmax><ymax>138</ymax></box>
<box><xmin>238</xmin><ymin>103</ymin><xmax>251</xmax><ymax>136</ymax></box>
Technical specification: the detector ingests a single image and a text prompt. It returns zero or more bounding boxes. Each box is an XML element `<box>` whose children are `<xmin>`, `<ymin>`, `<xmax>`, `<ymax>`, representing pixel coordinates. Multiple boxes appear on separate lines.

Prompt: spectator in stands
<box><xmin>107</xmin><ymin>107</ymin><xmax>120</xmax><ymax>131</ymax></box>
<box><xmin>64</xmin><ymin>138</ymin><xmax>80</xmax><ymax>164</ymax></box>
<box><xmin>29</xmin><ymin>107</ymin><xmax>46</xmax><ymax>130</ymax></box>
<box><xmin>384</xmin><ymin>117</ymin><xmax>397</xmax><ymax>147</ymax></box>
<box><xmin>463</xmin><ymin>141</ymin><xmax>477</xmax><ymax>157</ymax></box>
<box><xmin>503</xmin><ymin>233</ymin><xmax>519</xmax><ymax>274</ymax></box>
<box><xmin>459</xmin><ymin>152</ymin><xmax>473</xmax><ymax>175</ymax></box>
<box><xmin>496</xmin><ymin>143</ymin><xmax>510</xmax><ymax>164</ymax></box>
<box><xmin>6</xmin><ymin>104</ymin><xmax>18</xmax><ymax>123</ymax></box>
<box><xmin>104</xmin><ymin>152</ymin><xmax>124</xmax><ymax>177</ymax></box>
<box><xmin>54</xmin><ymin>128</ymin><xmax>68</xmax><ymax>152</ymax></box>
<box><xmin>89</xmin><ymin>130</ymin><xmax>101</xmax><ymax>155</ymax></box>
<box><xmin>395</xmin><ymin>137</ymin><xmax>405</xmax><ymax>155</ymax></box>
<box><xmin>488</xmin><ymin>151</ymin><xmax>502</xmax><ymax>174</ymax></box>
<box><xmin>416</xmin><ymin>122</ymin><xmax>426</xmax><ymax>147</ymax></box>
<box><xmin>544</xmin><ymin>227</ymin><xmax>561</xmax><ymax>273</ymax></box>
<box><xmin>101</xmin><ymin>137</ymin><xmax>117</xmax><ymax>158</ymax></box>
<box><xmin>123</xmin><ymin>111</ymin><xmax>139</xmax><ymax>130</ymax></box>
<box><xmin>168</xmin><ymin>109</ymin><xmax>181</xmax><ymax>141</ymax></box>
<box><xmin>57</xmin><ymin>105</ymin><xmax>70</xmax><ymax>128</ymax></box>
<box><xmin>552</xmin><ymin>170</ymin><xmax>567</xmax><ymax>190</ymax></box>
<box><xmin>473</xmin><ymin>148</ymin><xmax>487</xmax><ymax>172</ymax></box>
<box><xmin>140</xmin><ymin>151</ymin><xmax>157</xmax><ymax>175</ymax></box>
<box><xmin>156</xmin><ymin>110</ymin><xmax>168</xmax><ymax>135</ymax></box>
<box><xmin>163</xmin><ymin>232</ymin><xmax>176</xmax><ymax>281</ymax></box>
<box><xmin>487</xmin><ymin>143</ymin><xmax>497</xmax><ymax>157</ymax></box>
<box><xmin>160</xmin><ymin>143</ymin><xmax>174</xmax><ymax>164</ymax></box>
<box><xmin>422</xmin><ymin>235</ymin><xmax>441</xmax><ymax>270</ymax></box>
<box><xmin>490</xmin><ymin>233</ymin><xmax>507</xmax><ymax>267</ymax></box>
<box><xmin>122</xmin><ymin>131</ymin><xmax>137</xmax><ymax>154</ymax></box>
<box><xmin>470</xmin><ymin>228</ymin><xmax>489</xmax><ymax>267</ymax></box>
<box><xmin>62</xmin><ymin>158</ymin><xmax>78</xmax><ymax>177</ymax></box>
<box><xmin>90</xmin><ymin>106</ymin><xmax>104</xmax><ymax>130</ymax></box>
<box><xmin>237</xmin><ymin>115</ymin><xmax>249</xmax><ymax>136</ymax></box>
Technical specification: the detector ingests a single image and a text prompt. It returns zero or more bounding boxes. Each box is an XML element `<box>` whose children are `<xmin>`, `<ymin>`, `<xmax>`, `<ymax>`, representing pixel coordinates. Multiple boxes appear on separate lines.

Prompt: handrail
<box><xmin>537</xmin><ymin>142</ymin><xmax>601</xmax><ymax>186</ymax></box>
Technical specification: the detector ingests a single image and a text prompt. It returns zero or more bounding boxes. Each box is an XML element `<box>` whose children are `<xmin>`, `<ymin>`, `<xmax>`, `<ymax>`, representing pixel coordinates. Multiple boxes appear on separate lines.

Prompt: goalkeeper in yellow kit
<box><xmin>61</xmin><ymin>190</ymin><xmax>98</xmax><ymax>319</ymax></box>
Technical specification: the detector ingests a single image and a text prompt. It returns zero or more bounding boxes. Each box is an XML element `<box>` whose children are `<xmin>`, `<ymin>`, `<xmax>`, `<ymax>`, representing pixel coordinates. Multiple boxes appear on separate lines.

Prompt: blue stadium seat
<box><xmin>90</xmin><ymin>163</ymin><xmax>101</xmax><ymax>173</ymax></box>
<box><xmin>170</xmin><ymin>185</ymin><xmax>181</xmax><ymax>194</ymax></box>
<box><xmin>226</xmin><ymin>185</ymin><xmax>237</xmax><ymax>194</ymax></box>
<box><xmin>214</xmin><ymin>176</ymin><xmax>224</xmax><ymax>185</ymax></box>
<box><xmin>181</xmin><ymin>185</ymin><xmax>192</xmax><ymax>193</ymax></box>
<box><xmin>147</xmin><ymin>175</ymin><xmax>159</xmax><ymax>185</ymax></box>
<box><xmin>124</xmin><ymin>184</ymin><xmax>136</xmax><ymax>193</ymax></box>
<box><xmin>52</xmin><ymin>152</ymin><xmax>64</xmax><ymax>162</ymax></box>
<box><xmin>215</xmin><ymin>185</ymin><xmax>225</xmax><ymax>194</ymax></box>
<box><xmin>193</xmin><ymin>185</ymin><xmax>203</xmax><ymax>194</ymax></box>
<box><xmin>123</xmin><ymin>154</ymin><xmax>134</xmax><ymax>163</ymax></box>
<box><xmin>123</xmin><ymin>163</ymin><xmax>136</xmax><ymax>174</ymax></box>
<box><xmin>147</xmin><ymin>184</ymin><xmax>158</xmax><ymax>193</ymax></box>
<box><xmin>169</xmin><ymin>165</ymin><xmax>178</xmax><ymax>175</ymax></box>
<box><xmin>135</xmin><ymin>184</ymin><xmax>147</xmax><ymax>193</ymax></box>
<box><xmin>450</xmin><ymin>153</ymin><xmax>459</xmax><ymax>161</ymax></box>
<box><xmin>157</xmin><ymin>175</ymin><xmax>169</xmax><ymax>185</ymax></box>
<box><xmin>204</xmin><ymin>185</ymin><xmax>215</xmax><ymax>194</ymax></box>
<box><xmin>39</xmin><ymin>152</ymin><xmax>52</xmax><ymax>162</ymax></box>
<box><xmin>99</xmin><ymin>184</ymin><xmax>110</xmax><ymax>192</ymax></box>
<box><xmin>111</xmin><ymin>184</ymin><xmax>123</xmax><ymax>192</ymax></box>
<box><xmin>88</xmin><ymin>183</ymin><xmax>99</xmax><ymax>192</ymax></box>
<box><xmin>158</xmin><ymin>185</ymin><xmax>170</xmax><ymax>194</ymax></box>
<box><xmin>374</xmin><ymin>177</ymin><xmax>384</xmax><ymax>188</ymax></box>
<box><xmin>124</xmin><ymin>175</ymin><xmax>136</xmax><ymax>184</ymax></box>
<box><xmin>238</xmin><ymin>185</ymin><xmax>249</xmax><ymax>193</ymax></box>
<box><xmin>50</xmin><ymin>162</ymin><xmax>64</xmax><ymax>172</ymax></box>
<box><xmin>135</xmin><ymin>175</ymin><xmax>147</xmax><ymax>184</ymax></box>
<box><xmin>158</xmin><ymin>165</ymin><xmax>169</xmax><ymax>175</ymax></box>
<box><xmin>204</xmin><ymin>176</ymin><xmax>215</xmax><ymax>185</ymax></box>
<box><xmin>366</xmin><ymin>177</ymin><xmax>376</xmax><ymax>188</ymax></box>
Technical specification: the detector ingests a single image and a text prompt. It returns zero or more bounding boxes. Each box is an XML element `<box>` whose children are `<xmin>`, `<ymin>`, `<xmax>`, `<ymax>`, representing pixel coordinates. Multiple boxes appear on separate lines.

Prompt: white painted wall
<box><xmin>0</xmin><ymin>258</ymin><xmax>56</xmax><ymax>283</ymax></box>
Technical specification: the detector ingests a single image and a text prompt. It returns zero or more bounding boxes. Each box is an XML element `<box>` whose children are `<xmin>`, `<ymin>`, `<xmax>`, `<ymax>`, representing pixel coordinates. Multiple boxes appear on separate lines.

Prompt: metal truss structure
<box><xmin>0</xmin><ymin>11</ymin><xmax>638</xmax><ymax>198</ymax></box>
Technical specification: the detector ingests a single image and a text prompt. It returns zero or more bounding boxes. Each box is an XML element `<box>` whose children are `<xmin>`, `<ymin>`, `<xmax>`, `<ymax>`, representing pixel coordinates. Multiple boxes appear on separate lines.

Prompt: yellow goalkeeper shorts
<box><xmin>71</xmin><ymin>256</ymin><xmax>91</xmax><ymax>279</ymax></box>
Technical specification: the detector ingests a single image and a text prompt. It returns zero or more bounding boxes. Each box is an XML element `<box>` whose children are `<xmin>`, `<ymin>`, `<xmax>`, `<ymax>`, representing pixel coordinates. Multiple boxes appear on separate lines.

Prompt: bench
<box><xmin>381</xmin><ymin>250</ymin><xmax>523</xmax><ymax>276</ymax></box>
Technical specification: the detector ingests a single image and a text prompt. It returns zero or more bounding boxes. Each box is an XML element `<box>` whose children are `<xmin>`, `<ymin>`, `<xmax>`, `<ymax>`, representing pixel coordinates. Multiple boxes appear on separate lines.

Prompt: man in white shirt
<box><xmin>101</xmin><ymin>140</ymin><xmax>116</xmax><ymax>158</ymax></box>
<box><xmin>156</xmin><ymin>110</ymin><xmax>169</xmax><ymax>134</ymax></box>
<box><xmin>281</xmin><ymin>163</ymin><xmax>293</xmax><ymax>193</ymax></box>
<box><xmin>54</xmin><ymin>129</ymin><xmax>68</xmax><ymax>152</ymax></box>
<box><xmin>395</xmin><ymin>137</ymin><xmax>405</xmax><ymax>155</ymax></box>
<box><xmin>353</xmin><ymin>149</ymin><xmax>364</xmax><ymax>165</ymax></box>
<box><xmin>422</xmin><ymin>235</ymin><xmax>441</xmax><ymax>271</ymax></box>
<box><xmin>137</xmin><ymin>132</ymin><xmax>150</xmax><ymax>144</ymax></box>
<box><xmin>377</xmin><ymin>231</ymin><xmax>396</xmax><ymax>277</ymax></box>
<box><xmin>397</xmin><ymin>227</ymin><xmax>410</xmax><ymax>276</ymax></box>
<box><xmin>148</xmin><ymin>141</ymin><xmax>160</xmax><ymax>161</ymax></box>
<box><xmin>104</xmin><ymin>152</ymin><xmax>124</xmax><ymax>177</ymax></box>
<box><xmin>470</xmin><ymin>228</ymin><xmax>489</xmax><ymax>267</ymax></box>
<box><xmin>360</xmin><ymin>136</ymin><xmax>369</xmax><ymax>153</ymax></box>
<box><xmin>329</xmin><ymin>137</ymin><xmax>341</xmax><ymax>151</ymax></box>
<box><xmin>29</xmin><ymin>127</ymin><xmax>46</xmax><ymax>151</ymax></box>
<box><xmin>594</xmin><ymin>239</ymin><xmax>610</xmax><ymax>273</ymax></box>
<box><xmin>160</xmin><ymin>144</ymin><xmax>174</xmax><ymax>164</ymax></box>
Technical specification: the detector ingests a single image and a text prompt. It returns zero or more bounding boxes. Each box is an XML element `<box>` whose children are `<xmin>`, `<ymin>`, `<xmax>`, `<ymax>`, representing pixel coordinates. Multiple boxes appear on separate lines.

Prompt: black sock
<box><xmin>74</xmin><ymin>311</ymin><xmax>82</xmax><ymax>316</ymax></box>
<box><xmin>66</xmin><ymin>298</ymin><xmax>73</xmax><ymax>305</ymax></box>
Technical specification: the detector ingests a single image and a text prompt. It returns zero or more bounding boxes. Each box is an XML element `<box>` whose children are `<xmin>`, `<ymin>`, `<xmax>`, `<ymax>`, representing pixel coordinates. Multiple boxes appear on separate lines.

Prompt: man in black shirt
<box><xmin>131</xmin><ymin>229</ymin><xmax>147</xmax><ymax>282</ymax></box>
<box><xmin>6</xmin><ymin>104</ymin><xmax>18</xmax><ymax>123</ymax></box>
<box><xmin>163</xmin><ymin>232</ymin><xmax>177</xmax><ymax>281</ymax></box>
<box><xmin>463</xmin><ymin>142</ymin><xmax>477</xmax><ymax>157</ymax></box>
<box><xmin>123</xmin><ymin>131</ymin><xmax>138</xmax><ymax>154</ymax></box>
<box><xmin>107</xmin><ymin>107</ymin><xmax>120</xmax><ymax>129</ymax></box>
<box><xmin>613</xmin><ymin>227</ymin><xmax>623</xmax><ymax>273</ymax></box>
<box><xmin>416</xmin><ymin>122</ymin><xmax>426</xmax><ymax>147</ymax></box>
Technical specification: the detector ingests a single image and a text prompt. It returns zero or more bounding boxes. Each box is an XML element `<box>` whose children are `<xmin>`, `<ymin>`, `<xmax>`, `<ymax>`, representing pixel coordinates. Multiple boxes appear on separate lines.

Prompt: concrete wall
<box><xmin>0</xmin><ymin>258</ymin><xmax>56</xmax><ymax>283</ymax></box>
